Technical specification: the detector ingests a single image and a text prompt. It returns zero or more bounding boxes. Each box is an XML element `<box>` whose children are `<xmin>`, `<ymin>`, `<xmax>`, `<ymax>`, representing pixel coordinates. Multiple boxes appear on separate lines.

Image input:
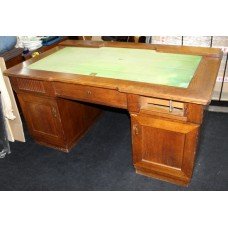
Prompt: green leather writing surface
<box><xmin>28</xmin><ymin>47</ymin><xmax>202</xmax><ymax>88</ymax></box>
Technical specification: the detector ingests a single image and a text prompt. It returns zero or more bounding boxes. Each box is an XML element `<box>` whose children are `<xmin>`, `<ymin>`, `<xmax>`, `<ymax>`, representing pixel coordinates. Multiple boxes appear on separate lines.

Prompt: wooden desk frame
<box><xmin>4</xmin><ymin>40</ymin><xmax>222</xmax><ymax>186</ymax></box>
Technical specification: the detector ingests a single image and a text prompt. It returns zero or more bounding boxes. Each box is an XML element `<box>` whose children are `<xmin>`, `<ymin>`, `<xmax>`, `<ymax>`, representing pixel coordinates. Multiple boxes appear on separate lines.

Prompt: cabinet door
<box><xmin>131</xmin><ymin>114</ymin><xmax>199</xmax><ymax>183</ymax></box>
<box><xmin>18</xmin><ymin>93</ymin><xmax>64</xmax><ymax>145</ymax></box>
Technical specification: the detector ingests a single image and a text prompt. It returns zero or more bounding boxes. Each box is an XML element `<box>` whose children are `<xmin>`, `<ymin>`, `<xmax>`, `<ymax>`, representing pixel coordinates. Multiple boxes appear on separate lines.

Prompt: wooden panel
<box><xmin>57</xmin><ymin>98</ymin><xmax>102</xmax><ymax>148</ymax></box>
<box><xmin>17</xmin><ymin>93</ymin><xmax>64</xmax><ymax>146</ymax></box>
<box><xmin>181</xmin><ymin>126</ymin><xmax>199</xmax><ymax>177</ymax></box>
<box><xmin>140</xmin><ymin>96</ymin><xmax>185</xmax><ymax>118</ymax></box>
<box><xmin>142</xmin><ymin>126</ymin><xmax>185</xmax><ymax>168</ymax></box>
<box><xmin>10</xmin><ymin>78</ymin><xmax>55</xmax><ymax>97</ymax></box>
<box><xmin>186</xmin><ymin>103</ymin><xmax>205</xmax><ymax>124</ymax></box>
<box><xmin>141</xmin><ymin>97</ymin><xmax>184</xmax><ymax>109</ymax></box>
<box><xmin>135</xmin><ymin>166</ymin><xmax>189</xmax><ymax>186</ymax></box>
<box><xmin>54</xmin><ymin>82</ymin><xmax>127</xmax><ymax>109</ymax></box>
<box><xmin>131</xmin><ymin>114</ymin><xmax>199</xmax><ymax>185</ymax></box>
<box><xmin>5</xmin><ymin>54</ymin><xmax>24</xmax><ymax>69</ymax></box>
<box><xmin>17</xmin><ymin>78</ymin><xmax>45</xmax><ymax>93</ymax></box>
<box><xmin>139</xmin><ymin>110</ymin><xmax>187</xmax><ymax>122</ymax></box>
<box><xmin>8</xmin><ymin>77</ymin><xmax>18</xmax><ymax>90</ymax></box>
<box><xmin>127</xmin><ymin>94</ymin><xmax>140</xmax><ymax>113</ymax></box>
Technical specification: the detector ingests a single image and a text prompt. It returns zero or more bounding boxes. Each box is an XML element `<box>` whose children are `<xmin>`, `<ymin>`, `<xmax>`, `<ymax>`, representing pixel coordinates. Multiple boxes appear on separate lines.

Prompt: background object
<box><xmin>0</xmin><ymin>92</ymin><xmax>10</xmax><ymax>158</ymax></box>
<box><xmin>0</xmin><ymin>58</ymin><xmax>25</xmax><ymax>142</ymax></box>
<box><xmin>0</xmin><ymin>36</ymin><xmax>17</xmax><ymax>54</ymax></box>
<box><xmin>16</xmin><ymin>36</ymin><xmax>42</xmax><ymax>51</ymax></box>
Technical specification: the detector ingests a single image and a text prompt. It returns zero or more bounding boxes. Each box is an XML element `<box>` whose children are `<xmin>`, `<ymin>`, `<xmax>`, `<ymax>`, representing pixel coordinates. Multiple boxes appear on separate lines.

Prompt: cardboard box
<box><xmin>212</xmin><ymin>37</ymin><xmax>228</xmax><ymax>100</ymax></box>
<box><xmin>183</xmin><ymin>36</ymin><xmax>212</xmax><ymax>47</ymax></box>
<box><xmin>212</xmin><ymin>36</ymin><xmax>228</xmax><ymax>48</ymax></box>
<box><xmin>221</xmin><ymin>66</ymin><xmax>228</xmax><ymax>101</ymax></box>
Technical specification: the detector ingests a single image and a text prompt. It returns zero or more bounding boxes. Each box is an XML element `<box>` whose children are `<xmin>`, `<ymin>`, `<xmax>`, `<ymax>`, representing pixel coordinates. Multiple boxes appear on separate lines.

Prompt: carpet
<box><xmin>0</xmin><ymin>109</ymin><xmax>227</xmax><ymax>190</ymax></box>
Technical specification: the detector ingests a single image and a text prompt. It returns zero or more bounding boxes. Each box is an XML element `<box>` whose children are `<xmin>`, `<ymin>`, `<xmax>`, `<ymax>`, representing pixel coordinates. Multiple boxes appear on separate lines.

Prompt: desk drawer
<box><xmin>140</xmin><ymin>96</ymin><xmax>187</xmax><ymax>121</ymax></box>
<box><xmin>54</xmin><ymin>82</ymin><xmax>127</xmax><ymax>109</ymax></box>
<box><xmin>10</xmin><ymin>78</ymin><xmax>54</xmax><ymax>96</ymax></box>
<box><xmin>141</xmin><ymin>97</ymin><xmax>185</xmax><ymax>115</ymax></box>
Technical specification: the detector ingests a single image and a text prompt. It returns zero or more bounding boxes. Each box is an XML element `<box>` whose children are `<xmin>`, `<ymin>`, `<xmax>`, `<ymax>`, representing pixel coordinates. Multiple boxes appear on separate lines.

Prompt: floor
<box><xmin>0</xmin><ymin>109</ymin><xmax>227</xmax><ymax>191</ymax></box>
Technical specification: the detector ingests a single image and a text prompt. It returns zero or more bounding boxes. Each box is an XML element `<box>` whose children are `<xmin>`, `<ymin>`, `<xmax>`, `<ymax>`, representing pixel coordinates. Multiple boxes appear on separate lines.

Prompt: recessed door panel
<box><xmin>131</xmin><ymin>114</ymin><xmax>199</xmax><ymax>178</ymax></box>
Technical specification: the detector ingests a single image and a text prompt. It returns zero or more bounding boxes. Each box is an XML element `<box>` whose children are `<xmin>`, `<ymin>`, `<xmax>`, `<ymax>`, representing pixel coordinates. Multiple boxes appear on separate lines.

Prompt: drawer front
<box><xmin>54</xmin><ymin>82</ymin><xmax>127</xmax><ymax>109</ymax></box>
<box><xmin>17</xmin><ymin>93</ymin><xmax>65</xmax><ymax>146</ymax></box>
<box><xmin>10</xmin><ymin>78</ymin><xmax>54</xmax><ymax>96</ymax></box>
<box><xmin>139</xmin><ymin>96</ymin><xmax>187</xmax><ymax>121</ymax></box>
<box><xmin>131</xmin><ymin>113</ymin><xmax>200</xmax><ymax>183</ymax></box>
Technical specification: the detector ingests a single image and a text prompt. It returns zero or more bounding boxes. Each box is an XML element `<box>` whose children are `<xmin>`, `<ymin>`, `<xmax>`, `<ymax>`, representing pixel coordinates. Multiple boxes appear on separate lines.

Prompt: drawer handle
<box><xmin>169</xmin><ymin>100</ymin><xmax>173</xmax><ymax>112</ymax></box>
<box><xmin>87</xmin><ymin>91</ymin><xmax>92</xmax><ymax>95</ymax></box>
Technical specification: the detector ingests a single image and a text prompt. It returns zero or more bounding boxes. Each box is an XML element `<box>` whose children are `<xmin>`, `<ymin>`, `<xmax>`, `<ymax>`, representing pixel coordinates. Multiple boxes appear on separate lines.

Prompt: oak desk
<box><xmin>4</xmin><ymin>40</ymin><xmax>222</xmax><ymax>186</ymax></box>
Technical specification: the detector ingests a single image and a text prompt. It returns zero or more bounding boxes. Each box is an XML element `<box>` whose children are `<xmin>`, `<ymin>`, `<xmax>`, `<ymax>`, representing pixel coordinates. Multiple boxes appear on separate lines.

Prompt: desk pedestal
<box><xmin>131</xmin><ymin>114</ymin><xmax>200</xmax><ymax>186</ymax></box>
<box><xmin>18</xmin><ymin>92</ymin><xmax>101</xmax><ymax>152</ymax></box>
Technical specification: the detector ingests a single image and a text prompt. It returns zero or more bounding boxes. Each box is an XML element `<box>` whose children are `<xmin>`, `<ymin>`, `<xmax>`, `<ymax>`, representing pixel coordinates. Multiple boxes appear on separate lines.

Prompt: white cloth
<box><xmin>0</xmin><ymin>70</ymin><xmax>16</xmax><ymax>120</ymax></box>
<box><xmin>0</xmin><ymin>58</ymin><xmax>25</xmax><ymax>142</ymax></box>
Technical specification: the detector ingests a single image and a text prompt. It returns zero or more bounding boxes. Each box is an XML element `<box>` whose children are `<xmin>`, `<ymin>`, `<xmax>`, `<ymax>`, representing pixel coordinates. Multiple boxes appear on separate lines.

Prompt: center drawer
<box><xmin>53</xmin><ymin>82</ymin><xmax>127</xmax><ymax>109</ymax></box>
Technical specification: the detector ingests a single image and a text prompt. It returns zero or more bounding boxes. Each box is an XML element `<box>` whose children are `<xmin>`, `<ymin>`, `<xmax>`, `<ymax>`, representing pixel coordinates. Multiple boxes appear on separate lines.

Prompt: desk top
<box><xmin>4</xmin><ymin>40</ymin><xmax>223</xmax><ymax>105</ymax></box>
<box><xmin>27</xmin><ymin>47</ymin><xmax>202</xmax><ymax>88</ymax></box>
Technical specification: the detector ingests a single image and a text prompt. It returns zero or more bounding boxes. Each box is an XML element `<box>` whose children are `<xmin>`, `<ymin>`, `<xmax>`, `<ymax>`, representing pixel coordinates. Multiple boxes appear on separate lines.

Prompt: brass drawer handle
<box><xmin>169</xmin><ymin>100</ymin><xmax>173</xmax><ymax>112</ymax></box>
<box><xmin>87</xmin><ymin>91</ymin><xmax>92</xmax><ymax>95</ymax></box>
